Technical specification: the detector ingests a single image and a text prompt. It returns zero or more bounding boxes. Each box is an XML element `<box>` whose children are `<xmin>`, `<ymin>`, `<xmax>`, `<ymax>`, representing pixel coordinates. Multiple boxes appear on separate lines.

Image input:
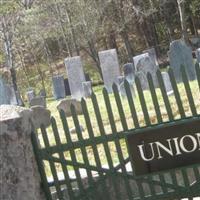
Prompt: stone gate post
<box><xmin>0</xmin><ymin>105</ymin><xmax>50</xmax><ymax>200</ymax></box>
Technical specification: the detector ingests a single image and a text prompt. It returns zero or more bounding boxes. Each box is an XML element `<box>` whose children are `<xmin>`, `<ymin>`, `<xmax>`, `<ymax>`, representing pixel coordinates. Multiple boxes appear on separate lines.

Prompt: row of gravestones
<box><xmin>1</xmin><ymin>39</ymin><xmax>199</xmax><ymax>107</ymax></box>
<box><xmin>26</xmin><ymin>39</ymin><xmax>200</xmax><ymax>107</ymax></box>
<box><xmin>60</xmin><ymin>39</ymin><xmax>199</xmax><ymax>102</ymax></box>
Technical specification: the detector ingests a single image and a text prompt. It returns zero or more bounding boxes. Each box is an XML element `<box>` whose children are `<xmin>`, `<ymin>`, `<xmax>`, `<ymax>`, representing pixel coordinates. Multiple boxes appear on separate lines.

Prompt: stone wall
<box><xmin>0</xmin><ymin>105</ymin><xmax>50</xmax><ymax>200</ymax></box>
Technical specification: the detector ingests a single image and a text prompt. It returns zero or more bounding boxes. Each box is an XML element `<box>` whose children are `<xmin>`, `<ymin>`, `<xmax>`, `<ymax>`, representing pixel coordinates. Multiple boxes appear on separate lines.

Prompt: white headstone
<box><xmin>169</xmin><ymin>40</ymin><xmax>196</xmax><ymax>83</ymax></box>
<box><xmin>133</xmin><ymin>53</ymin><xmax>159</xmax><ymax>90</ymax></box>
<box><xmin>161</xmin><ymin>72</ymin><xmax>174</xmax><ymax>96</ymax></box>
<box><xmin>99</xmin><ymin>49</ymin><xmax>121</xmax><ymax>93</ymax></box>
<box><xmin>65</xmin><ymin>56</ymin><xmax>86</xmax><ymax>100</ymax></box>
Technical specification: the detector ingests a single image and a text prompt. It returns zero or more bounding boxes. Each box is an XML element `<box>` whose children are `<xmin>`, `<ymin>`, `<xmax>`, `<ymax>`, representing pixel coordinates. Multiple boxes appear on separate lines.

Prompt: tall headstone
<box><xmin>161</xmin><ymin>72</ymin><xmax>174</xmax><ymax>96</ymax></box>
<box><xmin>0</xmin><ymin>77</ymin><xmax>9</xmax><ymax>105</ymax></box>
<box><xmin>27</xmin><ymin>89</ymin><xmax>36</xmax><ymax>103</ymax></box>
<box><xmin>196</xmin><ymin>48</ymin><xmax>200</xmax><ymax>63</ymax></box>
<box><xmin>99</xmin><ymin>49</ymin><xmax>121</xmax><ymax>93</ymax></box>
<box><xmin>169</xmin><ymin>40</ymin><xmax>196</xmax><ymax>83</ymax></box>
<box><xmin>52</xmin><ymin>75</ymin><xmax>66</xmax><ymax>100</ymax></box>
<box><xmin>133</xmin><ymin>53</ymin><xmax>159</xmax><ymax>90</ymax></box>
<box><xmin>123</xmin><ymin>63</ymin><xmax>135</xmax><ymax>84</ymax></box>
<box><xmin>65</xmin><ymin>56</ymin><xmax>86</xmax><ymax>100</ymax></box>
<box><xmin>143</xmin><ymin>48</ymin><xmax>159</xmax><ymax>68</ymax></box>
<box><xmin>82</xmin><ymin>81</ymin><xmax>92</xmax><ymax>98</ymax></box>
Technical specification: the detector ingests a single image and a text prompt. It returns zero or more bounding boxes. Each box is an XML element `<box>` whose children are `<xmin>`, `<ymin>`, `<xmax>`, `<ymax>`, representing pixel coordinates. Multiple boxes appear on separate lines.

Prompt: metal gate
<box><xmin>32</xmin><ymin>65</ymin><xmax>200</xmax><ymax>200</ymax></box>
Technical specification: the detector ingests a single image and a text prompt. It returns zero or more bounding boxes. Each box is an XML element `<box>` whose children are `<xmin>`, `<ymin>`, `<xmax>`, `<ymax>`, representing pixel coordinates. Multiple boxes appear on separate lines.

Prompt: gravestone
<box><xmin>196</xmin><ymin>48</ymin><xmax>200</xmax><ymax>63</ymax></box>
<box><xmin>117</xmin><ymin>76</ymin><xmax>135</xmax><ymax>97</ymax></box>
<box><xmin>27</xmin><ymin>89</ymin><xmax>36</xmax><ymax>102</ymax></box>
<box><xmin>0</xmin><ymin>77</ymin><xmax>9</xmax><ymax>105</ymax></box>
<box><xmin>123</xmin><ymin>63</ymin><xmax>135</xmax><ymax>84</ymax></box>
<box><xmin>82</xmin><ymin>81</ymin><xmax>92</xmax><ymax>98</ymax></box>
<box><xmin>143</xmin><ymin>48</ymin><xmax>159</xmax><ymax>68</ymax></box>
<box><xmin>6</xmin><ymin>84</ymin><xmax>18</xmax><ymax>105</ymax></box>
<box><xmin>64</xmin><ymin>56</ymin><xmax>86</xmax><ymax>100</ymax></box>
<box><xmin>161</xmin><ymin>72</ymin><xmax>174</xmax><ymax>96</ymax></box>
<box><xmin>52</xmin><ymin>75</ymin><xmax>66</xmax><ymax>100</ymax></box>
<box><xmin>30</xmin><ymin>96</ymin><xmax>46</xmax><ymax>108</ymax></box>
<box><xmin>57</xmin><ymin>99</ymin><xmax>82</xmax><ymax>117</ymax></box>
<box><xmin>99</xmin><ymin>49</ymin><xmax>121</xmax><ymax>93</ymax></box>
<box><xmin>169</xmin><ymin>40</ymin><xmax>196</xmax><ymax>83</ymax></box>
<box><xmin>133</xmin><ymin>53</ymin><xmax>159</xmax><ymax>90</ymax></box>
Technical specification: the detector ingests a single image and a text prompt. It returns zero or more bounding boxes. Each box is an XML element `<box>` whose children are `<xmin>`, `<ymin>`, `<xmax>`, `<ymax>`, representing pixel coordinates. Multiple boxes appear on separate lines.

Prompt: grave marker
<box><xmin>169</xmin><ymin>40</ymin><xmax>196</xmax><ymax>82</ymax></box>
<box><xmin>99</xmin><ymin>49</ymin><xmax>121</xmax><ymax>93</ymax></box>
<box><xmin>161</xmin><ymin>72</ymin><xmax>174</xmax><ymax>96</ymax></box>
<box><xmin>133</xmin><ymin>53</ymin><xmax>158</xmax><ymax>90</ymax></box>
<box><xmin>65</xmin><ymin>56</ymin><xmax>86</xmax><ymax>100</ymax></box>
<box><xmin>52</xmin><ymin>75</ymin><xmax>66</xmax><ymax>100</ymax></box>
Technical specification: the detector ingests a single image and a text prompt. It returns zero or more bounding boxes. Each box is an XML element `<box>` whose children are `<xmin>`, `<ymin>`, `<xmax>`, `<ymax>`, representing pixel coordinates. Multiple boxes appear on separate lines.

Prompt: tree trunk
<box><xmin>177</xmin><ymin>0</ymin><xmax>189</xmax><ymax>42</ymax></box>
<box><xmin>120</xmin><ymin>30</ymin><xmax>135</xmax><ymax>62</ymax></box>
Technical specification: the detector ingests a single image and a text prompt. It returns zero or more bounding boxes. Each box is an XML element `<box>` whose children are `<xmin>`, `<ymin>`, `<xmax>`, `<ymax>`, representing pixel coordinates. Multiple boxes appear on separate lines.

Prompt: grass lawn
<box><xmin>38</xmin><ymin>80</ymin><xmax>200</xmax><ymax>177</ymax></box>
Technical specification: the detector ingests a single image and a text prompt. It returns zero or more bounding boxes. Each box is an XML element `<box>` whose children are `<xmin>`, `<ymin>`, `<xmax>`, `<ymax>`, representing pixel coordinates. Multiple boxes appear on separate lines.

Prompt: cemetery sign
<box><xmin>127</xmin><ymin>117</ymin><xmax>200</xmax><ymax>176</ymax></box>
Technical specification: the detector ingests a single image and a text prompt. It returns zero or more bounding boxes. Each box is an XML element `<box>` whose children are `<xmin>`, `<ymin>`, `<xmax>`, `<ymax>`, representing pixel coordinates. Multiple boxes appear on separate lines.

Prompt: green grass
<box><xmin>39</xmin><ymin>80</ymin><xmax>200</xmax><ymax>177</ymax></box>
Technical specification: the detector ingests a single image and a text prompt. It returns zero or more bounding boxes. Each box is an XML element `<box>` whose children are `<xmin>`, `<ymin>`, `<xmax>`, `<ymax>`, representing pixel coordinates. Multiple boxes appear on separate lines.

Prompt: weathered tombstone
<box><xmin>117</xmin><ymin>76</ymin><xmax>135</xmax><ymax>97</ymax></box>
<box><xmin>0</xmin><ymin>77</ymin><xmax>9</xmax><ymax>105</ymax></box>
<box><xmin>27</xmin><ymin>89</ymin><xmax>36</xmax><ymax>103</ymax></box>
<box><xmin>30</xmin><ymin>96</ymin><xmax>46</xmax><ymax>108</ymax></box>
<box><xmin>190</xmin><ymin>37</ymin><xmax>200</xmax><ymax>48</ymax></box>
<box><xmin>133</xmin><ymin>53</ymin><xmax>158</xmax><ymax>90</ymax></box>
<box><xmin>123</xmin><ymin>63</ymin><xmax>135</xmax><ymax>84</ymax></box>
<box><xmin>196</xmin><ymin>48</ymin><xmax>200</xmax><ymax>63</ymax></box>
<box><xmin>64</xmin><ymin>78</ymin><xmax>71</xmax><ymax>96</ymax></box>
<box><xmin>161</xmin><ymin>72</ymin><xmax>174</xmax><ymax>96</ymax></box>
<box><xmin>99</xmin><ymin>49</ymin><xmax>121</xmax><ymax>93</ymax></box>
<box><xmin>64</xmin><ymin>56</ymin><xmax>86</xmax><ymax>100</ymax></box>
<box><xmin>6</xmin><ymin>84</ymin><xmax>18</xmax><ymax>105</ymax></box>
<box><xmin>143</xmin><ymin>48</ymin><xmax>159</xmax><ymax>68</ymax></box>
<box><xmin>57</xmin><ymin>99</ymin><xmax>82</xmax><ymax>117</ymax></box>
<box><xmin>169</xmin><ymin>40</ymin><xmax>196</xmax><ymax>83</ymax></box>
<box><xmin>52</xmin><ymin>75</ymin><xmax>66</xmax><ymax>100</ymax></box>
<box><xmin>82</xmin><ymin>81</ymin><xmax>92</xmax><ymax>98</ymax></box>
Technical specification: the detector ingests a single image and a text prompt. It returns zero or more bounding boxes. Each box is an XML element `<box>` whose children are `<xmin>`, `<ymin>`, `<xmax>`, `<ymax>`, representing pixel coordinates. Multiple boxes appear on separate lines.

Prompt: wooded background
<box><xmin>0</xmin><ymin>0</ymin><xmax>200</xmax><ymax>97</ymax></box>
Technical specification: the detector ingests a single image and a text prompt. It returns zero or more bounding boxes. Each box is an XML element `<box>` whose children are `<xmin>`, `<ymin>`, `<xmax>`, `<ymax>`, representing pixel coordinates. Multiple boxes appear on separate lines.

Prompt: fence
<box><xmin>32</xmin><ymin>65</ymin><xmax>200</xmax><ymax>200</ymax></box>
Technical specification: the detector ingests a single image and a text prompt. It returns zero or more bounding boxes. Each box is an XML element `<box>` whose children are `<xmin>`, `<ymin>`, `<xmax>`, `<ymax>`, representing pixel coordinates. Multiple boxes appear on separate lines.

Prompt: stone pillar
<box><xmin>0</xmin><ymin>105</ymin><xmax>50</xmax><ymax>200</ymax></box>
